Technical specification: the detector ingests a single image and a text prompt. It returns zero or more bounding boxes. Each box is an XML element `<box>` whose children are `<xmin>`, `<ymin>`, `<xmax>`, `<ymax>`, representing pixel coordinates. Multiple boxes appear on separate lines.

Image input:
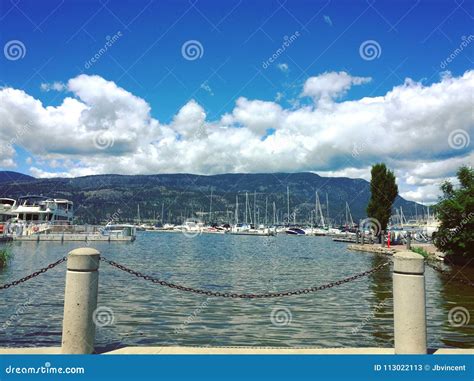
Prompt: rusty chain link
<box><xmin>100</xmin><ymin>256</ymin><xmax>391</xmax><ymax>298</ymax></box>
<box><xmin>425</xmin><ymin>261</ymin><xmax>474</xmax><ymax>287</ymax></box>
<box><xmin>0</xmin><ymin>256</ymin><xmax>67</xmax><ymax>290</ymax></box>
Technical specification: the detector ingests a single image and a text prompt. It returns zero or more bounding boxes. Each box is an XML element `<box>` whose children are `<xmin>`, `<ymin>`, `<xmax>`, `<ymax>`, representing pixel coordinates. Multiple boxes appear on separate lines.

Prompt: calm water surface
<box><xmin>1</xmin><ymin>232</ymin><xmax>473</xmax><ymax>352</ymax></box>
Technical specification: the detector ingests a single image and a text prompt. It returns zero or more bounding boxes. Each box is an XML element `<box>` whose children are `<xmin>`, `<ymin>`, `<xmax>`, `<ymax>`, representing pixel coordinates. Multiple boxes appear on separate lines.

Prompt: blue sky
<box><xmin>0</xmin><ymin>0</ymin><xmax>473</xmax><ymax>202</ymax></box>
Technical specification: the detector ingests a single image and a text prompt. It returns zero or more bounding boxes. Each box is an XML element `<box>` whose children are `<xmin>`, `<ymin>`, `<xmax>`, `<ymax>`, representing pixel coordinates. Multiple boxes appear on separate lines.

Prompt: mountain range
<box><xmin>0</xmin><ymin>171</ymin><xmax>425</xmax><ymax>225</ymax></box>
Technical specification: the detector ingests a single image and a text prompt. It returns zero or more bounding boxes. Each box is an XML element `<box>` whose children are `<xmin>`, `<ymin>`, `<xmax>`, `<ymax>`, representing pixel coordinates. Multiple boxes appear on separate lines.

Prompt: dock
<box><xmin>347</xmin><ymin>243</ymin><xmax>444</xmax><ymax>261</ymax></box>
<box><xmin>13</xmin><ymin>233</ymin><xmax>135</xmax><ymax>242</ymax></box>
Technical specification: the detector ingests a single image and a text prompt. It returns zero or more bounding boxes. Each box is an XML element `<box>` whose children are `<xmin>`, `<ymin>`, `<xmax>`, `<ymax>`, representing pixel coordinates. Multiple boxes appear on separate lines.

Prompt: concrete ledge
<box><xmin>105</xmin><ymin>347</ymin><xmax>395</xmax><ymax>354</ymax></box>
<box><xmin>0</xmin><ymin>346</ymin><xmax>472</xmax><ymax>355</ymax></box>
<box><xmin>0</xmin><ymin>347</ymin><xmax>61</xmax><ymax>354</ymax></box>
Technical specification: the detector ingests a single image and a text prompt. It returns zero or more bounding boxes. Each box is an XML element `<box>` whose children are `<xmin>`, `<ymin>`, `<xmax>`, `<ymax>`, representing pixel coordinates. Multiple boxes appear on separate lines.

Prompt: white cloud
<box><xmin>301</xmin><ymin>71</ymin><xmax>371</xmax><ymax>104</ymax></box>
<box><xmin>1</xmin><ymin>70</ymin><xmax>473</xmax><ymax>203</ymax></box>
<box><xmin>277</xmin><ymin>63</ymin><xmax>289</xmax><ymax>72</ymax></box>
<box><xmin>40</xmin><ymin>81</ymin><xmax>67</xmax><ymax>92</ymax></box>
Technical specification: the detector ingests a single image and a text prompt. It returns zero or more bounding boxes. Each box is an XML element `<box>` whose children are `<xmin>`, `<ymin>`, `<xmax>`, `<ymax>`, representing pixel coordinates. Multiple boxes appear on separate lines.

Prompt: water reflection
<box><xmin>0</xmin><ymin>233</ymin><xmax>473</xmax><ymax>350</ymax></box>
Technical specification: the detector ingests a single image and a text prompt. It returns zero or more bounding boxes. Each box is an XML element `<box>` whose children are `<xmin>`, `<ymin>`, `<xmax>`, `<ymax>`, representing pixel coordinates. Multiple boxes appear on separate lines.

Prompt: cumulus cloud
<box><xmin>0</xmin><ymin>70</ymin><xmax>473</xmax><ymax>203</ymax></box>
<box><xmin>301</xmin><ymin>71</ymin><xmax>371</xmax><ymax>104</ymax></box>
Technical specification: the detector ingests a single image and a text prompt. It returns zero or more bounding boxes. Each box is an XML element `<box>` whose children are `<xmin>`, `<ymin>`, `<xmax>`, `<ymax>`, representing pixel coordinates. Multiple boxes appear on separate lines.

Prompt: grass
<box><xmin>0</xmin><ymin>246</ymin><xmax>11</xmax><ymax>268</ymax></box>
<box><xmin>411</xmin><ymin>246</ymin><xmax>429</xmax><ymax>259</ymax></box>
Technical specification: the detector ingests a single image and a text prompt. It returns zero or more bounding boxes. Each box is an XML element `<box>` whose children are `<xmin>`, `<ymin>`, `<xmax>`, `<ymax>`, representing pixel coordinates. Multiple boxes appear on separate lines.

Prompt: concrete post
<box><xmin>356</xmin><ymin>230</ymin><xmax>360</xmax><ymax>244</ymax></box>
<box><xmin>361</xmin><ymin>232</ymin><xmax>365</xmax><ymax>245</ymax></box>
<box><xmin>61</xmin><ymin>248</ymin><xmax>100</xmax><ymax>354</ymax></box>
<box><xmin>381</xmin><ymin>230</ymin><xmax>385</xmax><ymax>247</ymax></box>
<box><xmin>406</xmin><ymin>232</ymin><xmax>412</xmax><ymax>250</ymax></box>
<box><xmin>393</xmin><ymin>251</ymin><xmax>427</xmax><ymax>354</ymax></box>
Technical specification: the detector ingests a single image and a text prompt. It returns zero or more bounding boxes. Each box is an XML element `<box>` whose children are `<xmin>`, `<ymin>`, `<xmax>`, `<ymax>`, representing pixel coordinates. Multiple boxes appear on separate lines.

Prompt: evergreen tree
<box><xmin>366</xmin><ymin>163</ymin><xmax>398</xmax><ymax>235</ymax></box>
<box><xmin>434</xmin><ymin>166</ymin><xmax>474</xmax><ymax>261</ymax></box>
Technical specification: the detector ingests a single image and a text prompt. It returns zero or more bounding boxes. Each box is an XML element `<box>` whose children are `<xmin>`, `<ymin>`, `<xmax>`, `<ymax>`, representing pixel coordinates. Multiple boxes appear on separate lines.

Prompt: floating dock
<box><xmin>13</xmin><ymin>233</ymin><xmax>135</xmax><ymax>242</ymax></box>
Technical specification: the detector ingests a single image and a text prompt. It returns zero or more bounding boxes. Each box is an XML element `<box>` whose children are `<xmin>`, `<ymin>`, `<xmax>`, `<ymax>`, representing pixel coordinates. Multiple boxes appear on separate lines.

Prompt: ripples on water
<box><xmin>0</xmin><ymin>233</ymin><xmax>473</xmax><ymax>352</ymax></box>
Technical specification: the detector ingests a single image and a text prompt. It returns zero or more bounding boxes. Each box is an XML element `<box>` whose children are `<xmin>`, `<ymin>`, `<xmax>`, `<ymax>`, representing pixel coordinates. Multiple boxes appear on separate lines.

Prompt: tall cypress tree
<box><xmin>366</xmin><ymin>163</ymin><xmax>398</xmax><ymax>234</ymax></box>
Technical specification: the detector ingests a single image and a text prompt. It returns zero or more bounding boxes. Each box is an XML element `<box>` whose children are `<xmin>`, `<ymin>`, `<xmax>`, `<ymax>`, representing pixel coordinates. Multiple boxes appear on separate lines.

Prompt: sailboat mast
<box><xmin>315</xmin><ymin>191</ymin><xmax>318</xmax><ymax>226</ymax></box>
<box><xmin>287</xmin><ymin>186</ymin><xmax>290</xmax><ymax>225</ymax></box>
<box><xmin>326</xmin><ymin>192</ymin><xmax>329</xmax><ymax>227</ymax></box>
<box><xmin>245</xmin><ymin>192</ymin><xmax>248</xmax><ymax>224</ymax></box>
<box><xmin>253</xmin><ymin>191</ymin><xmax>257</xmax><ymax>227</ymax></box>
<box><xmin>209</xmin><ymin>189</ymin><xmax>213</xmax><ymax>223</ymax></box>
<box><xmin>316</xmin><ymin>192</ymin><xmax>325</xmax><ymax>228</ymax></box>
<box><xmin>265</xmin><ymin>197</ymin><xmax>268</xmax><ymax>226</ymax></box>
<box><xmin>273</xmin><ymin>202</ymin><xmax>276</xmax><ymax>225</ymax></box>
<box><xmin>235</xmin><ymin>194</ymin><xmax>239</xmax><ymax>224</ymax></box>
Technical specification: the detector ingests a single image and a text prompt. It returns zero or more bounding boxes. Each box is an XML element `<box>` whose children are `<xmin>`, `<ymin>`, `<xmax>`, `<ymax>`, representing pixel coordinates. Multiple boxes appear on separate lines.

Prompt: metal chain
<box><xmin>0</xmin><ymin>257</ymin><xmax>67</xmax><ymax>290</ymax></box>
<box><xmin>425</xmin><ymin>261</ymin><xmax>474</xmax><ymax>288</ymax></box>
<box><xmin>100</xmin><ymin>257</ymin><xmax>390</xmax><ymax>298</ymax></box>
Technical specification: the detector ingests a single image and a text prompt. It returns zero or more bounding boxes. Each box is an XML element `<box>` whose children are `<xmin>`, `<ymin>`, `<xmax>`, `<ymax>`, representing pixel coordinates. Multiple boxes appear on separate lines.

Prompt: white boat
<box><xmin>13</xmin><ymin>196</ymin><xmax>74</xmax><ymax>225</ymax></box>
<box><xmin>100</xmin><ymin>224</ymin><xmax>137</xmax><ymax>240</ymax></box>
<box><xmin>174</xmin><ymin>220</ymin><xmax>204</xmax><ymax>234</ymax></box>
<box><xmin>0</xmin><ymin>198</ymin><xmax>16</xmax><ymax>235</ymax></box>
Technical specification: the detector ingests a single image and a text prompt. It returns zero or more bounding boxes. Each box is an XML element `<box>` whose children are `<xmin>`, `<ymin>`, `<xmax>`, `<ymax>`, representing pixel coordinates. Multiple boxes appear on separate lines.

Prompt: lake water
<box><xmin>1</xmin><ymin>232</ymin><xmax>473</xmax><ymax>353</ymax></box>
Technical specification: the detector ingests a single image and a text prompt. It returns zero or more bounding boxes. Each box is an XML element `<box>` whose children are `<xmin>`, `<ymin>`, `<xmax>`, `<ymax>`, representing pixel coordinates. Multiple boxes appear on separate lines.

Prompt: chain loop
<box><xmin>100</xmin><ymin>257</ymin><xmax>390</xmax><ymax>298</ymax></box>
<box><xmin>425</xmin><ymin>261</ymin><xmax>474</xmax><ymax>287</ymax></box>
<box><xmin>0</xmin><ymin>257</ymin><xmax>67</xmax><ymax>290</ymax></box>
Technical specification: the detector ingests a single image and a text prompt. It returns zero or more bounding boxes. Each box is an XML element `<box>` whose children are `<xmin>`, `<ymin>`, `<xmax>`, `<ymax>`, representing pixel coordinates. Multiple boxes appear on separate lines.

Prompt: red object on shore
<box><xmin>387</xmin><ymin>231</ymin><xmax>391</xmax><ymax>248</ymax></box>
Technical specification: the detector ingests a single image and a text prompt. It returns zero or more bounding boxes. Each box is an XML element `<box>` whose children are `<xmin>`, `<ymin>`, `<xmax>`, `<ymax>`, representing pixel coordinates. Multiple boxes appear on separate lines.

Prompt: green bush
<box><xmin>434</xmin><ymin>166</ymin><xmax>474</xmax><ymax>259</ymax></box>
<box><xmin>0</xmin><ymin>246</ymin><xmax>11</xmax><ymax>268</ymax></box>
<box><xmin>411</xmin><ymin>246</ymin><xmax>429</xmax><ymax>258</ymax></box>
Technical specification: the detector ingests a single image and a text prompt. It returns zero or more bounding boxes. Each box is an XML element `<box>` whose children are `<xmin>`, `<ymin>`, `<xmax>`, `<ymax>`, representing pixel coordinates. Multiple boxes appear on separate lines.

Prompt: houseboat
<box><xmin>13</xmin><ymin>196</ymin><xmax>74</xmax><ymax>225</ymax></box>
